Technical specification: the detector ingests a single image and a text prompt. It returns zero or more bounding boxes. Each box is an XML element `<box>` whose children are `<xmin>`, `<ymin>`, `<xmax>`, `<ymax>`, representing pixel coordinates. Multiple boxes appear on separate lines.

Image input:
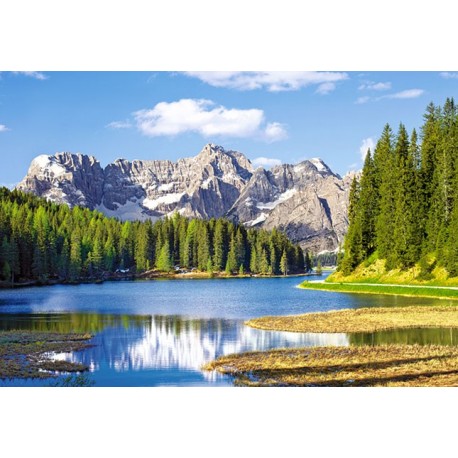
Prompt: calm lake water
<box><xmin>1</xmin><ymin>274</ymin><xmax>456</xmax><ymax>387</ymax></box>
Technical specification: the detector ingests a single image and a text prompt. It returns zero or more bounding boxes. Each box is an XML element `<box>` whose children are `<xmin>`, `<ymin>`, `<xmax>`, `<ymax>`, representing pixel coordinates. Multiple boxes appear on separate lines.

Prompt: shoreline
<box><xmin>298</xmin><ymin>281</ymin><xmax>458</xmax><ymax>300</ymax></box>
<box><xmin>0</xmin><ymin>271</ymin><xmax>319</xmax><ymax>290</ymax></box>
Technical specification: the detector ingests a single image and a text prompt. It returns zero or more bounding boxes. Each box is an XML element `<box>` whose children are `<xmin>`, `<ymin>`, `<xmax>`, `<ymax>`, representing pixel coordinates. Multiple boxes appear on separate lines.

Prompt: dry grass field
<box><xmin>246</xmin><ymin>306</ymin><xmax>458</xmax><ymax>333</ymax></box>
<box><xmin>204</xmin><ymin>345</ymin><xmax>458</xmax><ymax>387</ymax></box>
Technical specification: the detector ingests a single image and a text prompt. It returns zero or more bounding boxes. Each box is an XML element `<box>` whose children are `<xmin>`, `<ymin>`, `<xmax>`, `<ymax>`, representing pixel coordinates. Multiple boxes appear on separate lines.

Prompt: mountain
<box><xmin>16</xmin><ymin>144</ymin><xmax>354</xmax><ymax>253</ymax></box>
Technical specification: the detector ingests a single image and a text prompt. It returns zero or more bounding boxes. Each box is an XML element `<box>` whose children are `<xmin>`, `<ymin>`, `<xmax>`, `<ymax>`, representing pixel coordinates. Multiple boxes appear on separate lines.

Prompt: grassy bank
<box><xmin>327</xmin><ymin>258</ymin><xmax>458</xmax><ymax>286</ymax></box>
<box><xmin>0</xmin><ymin>330</ymin><xmax>93</xmax><ymax>380</ymax></box>
<box><xmin>298</xmin><ymin>281</ymin><xmax>458</xmax><ymax>300</ymax></box>
<box><xmin>247</xmin><ymin>306</ymin><xmax>458</xmax><ymax>333</ymax></box>
<box><xmin>204</xmin><ymin>345</ymin><xmax>458</xmax><ymax>387</ymax></box>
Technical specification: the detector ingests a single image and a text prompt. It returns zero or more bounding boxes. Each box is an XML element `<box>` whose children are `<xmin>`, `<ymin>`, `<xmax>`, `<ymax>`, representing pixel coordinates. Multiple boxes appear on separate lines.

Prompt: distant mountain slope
<box><xmin>17</xmin><ymin>143</ymin><xmax>355</xmax><ymax>253</ymax></box>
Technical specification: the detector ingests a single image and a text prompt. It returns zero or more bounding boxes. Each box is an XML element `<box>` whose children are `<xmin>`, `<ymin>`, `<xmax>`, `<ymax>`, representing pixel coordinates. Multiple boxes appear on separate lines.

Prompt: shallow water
<box><xmin>0</xmin><ymin>274</ymin><xmax>455</xmax><ymax>386</ymax></box>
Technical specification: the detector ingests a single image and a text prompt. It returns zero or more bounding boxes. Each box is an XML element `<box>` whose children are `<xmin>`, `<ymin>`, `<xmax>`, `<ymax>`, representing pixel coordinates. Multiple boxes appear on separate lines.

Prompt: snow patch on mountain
<box><xmin>245</xmin><ymin>212</ymin><xmax>268</xmax><ymax>227</ymax></box>
<box><xmin>143</xmin><ymin>193</ymin><xmax>185</xmax><ymax>210</ymax></box>
<box><xmin>95</xmin><ymin>199</ymin><xmax>151</xmax><ymax>221</ymax></box>
<box><xmin>310</xmin><ymin>158</ymin><xmax>327</xmax><ymax>172</ymax></box>
<box><xmin>256</xmin><ymin>189</ymin><xmax>297</xmax><ymax>210</ymax></box>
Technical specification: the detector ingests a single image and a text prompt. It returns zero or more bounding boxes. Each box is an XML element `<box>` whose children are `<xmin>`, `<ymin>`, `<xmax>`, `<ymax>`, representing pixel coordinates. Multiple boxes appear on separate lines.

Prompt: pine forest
<box><xmin>0</xmin><ymin>188</ymin><xmax>311</xmax><ymax>284</ymax></box>
<box><xmin>340</xmin><ymin>98</ymin><xmax>458</xmax><ymax>278</ymax></box>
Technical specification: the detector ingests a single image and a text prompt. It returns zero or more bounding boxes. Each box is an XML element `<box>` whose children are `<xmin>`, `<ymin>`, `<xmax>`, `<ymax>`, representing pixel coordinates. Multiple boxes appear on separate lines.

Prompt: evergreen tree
<box><xmin>340</xmin><ymin>176</ymin><xmax>362</xmax><ymax>274</ymax></box>
<box><xmin>58</xmin><ymin>238</ymin><xmax>70</xmax><ymax>279</ymax></box>
<box><xmin>119</xmin><ymin>221</ymin><xmax>134</xmax><ymax>269</ymax></box>
<box><xmin>183</xmin><ymin>220</ymin><xmax>198</xmax><ymax>268</ymax></box>
<box><xmin>392</xmin><ymin>123</ymin><xmax>418</xmax><ymax>268</ymax></box>
<box><xmin>104</xmin><ymin>237</ymin><xmax>116</xmax><ymax>272</ymax></box>
<box><xmin>358</xmin><ymin>150</ymin><xmax>378</xmax><ymax>259</ymax></box>
<box><xmin>249</xmin><ymin>246</ymin><xmax>258</xmax><ymax>273</ymax></box>
<box><xmin>135</xmin><ymin>223</ymin><xmax>151</xmax><ymax>272</ymax></box>
<box><xmin>197</xmin><ymin>223</ymin><xmax>211</xmax><ymax>271</ymax></box>
<box><xmin>408</xmin><ymin>128</ymin><xmax>423</xmax><ymax>262</ymax></box>
<box><xmin>88</xmin><ymin>237</ymin><xmax>104</xmax><ymax>275</ymax></box>
<box><xmin>374</xmin><ymin>124</ymin><xmax>396</xmax><ymax>267</ymax></box>
<box><xmin>420</xmin><ymin>103</ymin><xmax>441</xmax><ymax>253</ymax></box>
<box><xmin>156</xmin><ymin>241</ymin><xmax>172</xmax><ymax>272</ymax></box>
<box><xmin>235</xmin><ymin>227</ymin><xmax>247</xmax><ymax>269</ymax></box>
<box><xmin>304</xmin><ymin>250</ymin><xmax>312</xmax><ymax>273</ymax></box>
<box><xmin>225</xmin><ymin>236</ymin><xmax>237</xmax><ymax>274</ymax></box>
<box><xmin>259</xmin><ymin>248</ymin><xmax>270</xmax><ymax>275</ymax></box>
<box><xmin>212</xmin><ymin>219</ymin><xmax>226</xmax><ymax>271</ymax></box>
<box><xmin>270</xmin><ymin>241</ymin><xmax>278</xmax><ymax>275</ymax></box>
<box><xmin>295</xmin><ymin>245</ymin><xmax>305</xmax><ymax>273</ymax></box>
<box><xmin>69</xmin><ymin>228</ymin><xmax>82</xmax><ymax>280</ymax></box>
<box><xmin>280</xmin><ymin>250</ymin><xmax>288</xmax><ymax>276</ymax></box>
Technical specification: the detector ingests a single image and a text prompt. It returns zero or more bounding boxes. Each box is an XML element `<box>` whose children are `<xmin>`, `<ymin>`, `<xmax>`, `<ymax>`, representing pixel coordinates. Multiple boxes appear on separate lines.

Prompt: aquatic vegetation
<box><xmin>48</xmin><ymin>374</ymin><xmax>95</xmax><ymax>387</ymax></box>
<box><xmin>204</xmin><ymin>345</ymin><xmax>458</xmax><ymax>387</ymax></box>
<box><xmin>0</xmin><ymin>330</ymin><xmax>93</xmax><ymax>380</ymax></box>
<box><xmin>246</xmin><ymin>306</ymin><xmax>458</xmax><ymax>333</ymax></box>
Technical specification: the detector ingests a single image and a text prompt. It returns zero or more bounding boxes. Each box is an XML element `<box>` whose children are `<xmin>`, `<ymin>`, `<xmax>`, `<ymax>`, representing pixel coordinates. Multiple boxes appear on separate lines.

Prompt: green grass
<box><xmin>299</xmin><ymin>281</ymin><xmax>458</xmax><ymax>299</ymax></box>
<box><xmin>327</xmin><ymin>256</ymin><xmax>458</xmax><ymax>287</ymax></box>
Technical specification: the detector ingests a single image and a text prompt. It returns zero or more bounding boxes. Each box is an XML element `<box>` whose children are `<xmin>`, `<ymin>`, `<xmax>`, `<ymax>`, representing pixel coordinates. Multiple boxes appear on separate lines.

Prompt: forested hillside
<box><xmin>0</xmin><ymin>188</ymin><xmax>310</xmax><ymax>284</ymax></box>
<box><xmin>340</xmin><ymin>98</ymin><xmax>458</xmax><ymax>278</ymax></box>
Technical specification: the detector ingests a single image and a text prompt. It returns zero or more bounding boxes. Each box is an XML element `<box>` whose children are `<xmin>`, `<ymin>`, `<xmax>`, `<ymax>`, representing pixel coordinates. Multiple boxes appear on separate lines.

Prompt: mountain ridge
<box><xmin>16</xmin><ymin>144</ymin><xmax>354</xmax><ymax>253</ymax></box>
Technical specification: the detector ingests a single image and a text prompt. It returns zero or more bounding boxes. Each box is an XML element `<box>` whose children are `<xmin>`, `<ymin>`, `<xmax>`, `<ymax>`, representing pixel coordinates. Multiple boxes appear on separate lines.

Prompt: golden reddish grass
<box><xmin>204</xmin><ymin>345</ymin><xmax>458</xmax><ymax>387</ymax></box>
<box><xmin>246</xmin><ymin>306</ymin><xmax>458</xmax><ymax>333</ymax></box>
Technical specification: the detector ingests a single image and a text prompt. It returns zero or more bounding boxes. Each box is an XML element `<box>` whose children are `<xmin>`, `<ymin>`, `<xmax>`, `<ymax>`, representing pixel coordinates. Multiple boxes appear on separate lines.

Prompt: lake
<box><xmin>1</xmin><ymin>274</ymin><xmax>456</xmax><ymax>386</ymax></box>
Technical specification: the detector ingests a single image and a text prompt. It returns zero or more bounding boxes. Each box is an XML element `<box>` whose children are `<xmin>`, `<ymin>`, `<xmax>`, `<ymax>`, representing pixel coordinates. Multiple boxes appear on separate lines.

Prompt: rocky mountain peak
<box><xmin>200</xmin><ymin>143</ymin><xmax>226</xmax><ymax>154</ymax></box>
<box><xmin>291</xmin><ymin>157</ymin><xmax>337</xmax><ymax>178</ymax></box>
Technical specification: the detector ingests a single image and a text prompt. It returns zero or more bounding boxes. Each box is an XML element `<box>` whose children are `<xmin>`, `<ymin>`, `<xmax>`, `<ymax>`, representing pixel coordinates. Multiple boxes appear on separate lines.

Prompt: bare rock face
<box><xmin>17</xmin><ymin>153</ymin><xmax>105</xmax><ymax>209</ymax></box>
<box><xmin>17</xmin><ymin>144</ymin><xmax>354</xmax><ymax>253</ymax></box>
<box><xmin>228</xmin><ymin>159</ymin><xmax>353</xmax><ymax>252</ymax></box>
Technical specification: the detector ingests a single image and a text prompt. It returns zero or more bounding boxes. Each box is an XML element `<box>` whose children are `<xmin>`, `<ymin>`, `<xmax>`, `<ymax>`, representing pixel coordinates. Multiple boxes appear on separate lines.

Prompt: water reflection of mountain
<box><xmin>58</xmin><ymin>315</ymin><xmax>349</xmax><ymax>373</ymax></box>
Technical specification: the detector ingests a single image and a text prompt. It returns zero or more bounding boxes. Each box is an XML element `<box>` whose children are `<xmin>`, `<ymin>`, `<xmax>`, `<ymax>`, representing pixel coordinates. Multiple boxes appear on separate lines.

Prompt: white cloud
<box><xmin>12</xmin><ymin>71</ymin><xmax>48</xmax><ymax>80</ymax></box>
<box><xmin>106</xmin><ymin>120</ymin><xmax>132</xmax><ymax>129</ymax></box>
<box><xmin>355</xmin><ymin>96</ymin><xmax>370</xmax><ymax>104</ymax></box>
<box><xmin>382</xmin><ymin>89</ymin><xmax>424</xmax><ymax>100</ymax></box>
<box><xmin>264</xmin><ymin>122</ymin><xmax>288</xmax><ymax>142</ymax></box>
<box><xmin>0</xmin><ymin>124</ymin><xmax>10</xmax><ymax>132</ymax></box>
<box><xmin>356</xmin><ymin>89</ymin><xmax>424</xmax><ymax>104</ymax></box>
<box><xmin>359</xmin><ymin>81</ymin><xmax>391</xmax><ymax>91</ymax></box>
<box><xmin>440</xmin><ymin>72</ymin><xmax>458</xmax><ymax>79</ymax></box>
<box><xmin>359</xmin><ymin>137</ymin><xmax>375</xmax><ymax>161</ymax></box>
<box><xmin>315</xmin><ymin>82</ymin><xmax>336</xmax><ymax>95</ymax></box>
<box><xmin>183</xmin><ymin>71</ymin><xmax>348</xmax><ymax>93</ymax></box>
<box><xmin>133</xmin><ymin>98</ymin><xmax>287</xmax><ymax>142</ymax></box>
<box><xmin>251</xmin><ymin>157</ymin><xmax>282</xmax><ymax>169</ymax></box>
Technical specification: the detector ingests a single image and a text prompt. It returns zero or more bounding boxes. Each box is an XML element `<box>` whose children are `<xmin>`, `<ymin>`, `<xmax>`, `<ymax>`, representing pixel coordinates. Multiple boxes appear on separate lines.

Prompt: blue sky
<box><xmin>1</xmin><ymin>71</ymin><xmax>458</xmax><ymax>186</ymax></box>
